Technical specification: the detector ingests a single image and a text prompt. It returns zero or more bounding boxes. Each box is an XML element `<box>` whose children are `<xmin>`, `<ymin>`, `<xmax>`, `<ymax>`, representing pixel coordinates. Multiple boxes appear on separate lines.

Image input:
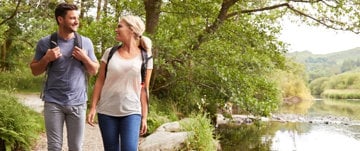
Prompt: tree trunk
<box><xmin>103</xmin><ymin>0</ymin><xmax>108</xmax><ymax>18</ymax></box>
<box><xmin>1</xmin><ymin>43</ymin><xmax>6</xmax><ymax>70</ymax></box>
<box><xmin>96</xmin><ymin>0</ymin><xmax>102</xmax><ymax>21</ymax></box>
<box><xmin>0</xmin><ymin>138</ymin><xmax>5</xmax><ymax>151</ymax></box>
<box><xmin>79</xmin><ymin>0</ymin><xmax>85</xmax><ymax>19</ymax></box>
<box><xmin>144</xmin><ymin>0</ymin><xmax>162</xmax><ymax>35</ymax></box>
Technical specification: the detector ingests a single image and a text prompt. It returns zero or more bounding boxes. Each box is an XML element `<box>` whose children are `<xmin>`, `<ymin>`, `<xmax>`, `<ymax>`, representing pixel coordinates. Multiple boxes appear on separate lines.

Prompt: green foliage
<box><xmin>272</xmin><ymin>59</ymin><xmax>312</xmax><ymax>100</ymax></box>
<box><xmin>340</xmin><ymin>59</ymin><xmax>360</xmax><ymax>72</ymax></box>
<box><xmin>147</xmin><ymin>96</ymin><xmax>178</xmax><ymax>134</ymax></box>
<box><xmin>325</xmin><ymin>72</ymin><xmax>360</xmax><ymax>90</ymax></box>
<box><xmin>309</xmin><ymin>77</ymin><xmax>329</xmax><ymax>95</ymax></box>
<box><xmin>287</xmin><ymin>48</ymin><xmax>360</xmax><ymax>81</ymax></box>
<box><xmin>309</xmin><ymin>71</ymin><xmax>360</xmax><ymax>98</ymax></box>
<box><xmin>181</xmin><ymin>114</ymin><xmax>218</xmax><ymax>151</ymax></box>
<box><xmin>79</xmin><ymin>16</ymin><xmax>118</xmax><ymax>56</ymax></box>
<box><xmin>321</xmin><ymin>89</ymin><xmax>360</xmax><ymax>99</ymax></box>
<box><xmin>152</xmin><ymin>1</ymin><xmax>287</xmax><ymax>117</ymax></box>
<box><xmin>0</xmin><ymin>68</ymin><xmax>43</xmax><ymax>92</ymax></box>
<box><xmin>0</xmin><ymin>90</ymin><xmax>44</xmax><ymax>151</ymax></box>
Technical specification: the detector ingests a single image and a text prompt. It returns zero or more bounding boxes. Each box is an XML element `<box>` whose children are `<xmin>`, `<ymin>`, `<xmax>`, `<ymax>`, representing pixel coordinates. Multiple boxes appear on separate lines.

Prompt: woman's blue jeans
<box><xmin>97</xmin><ymin>113</ymin><xmax>141</xmax><ymax>151</ymax></box>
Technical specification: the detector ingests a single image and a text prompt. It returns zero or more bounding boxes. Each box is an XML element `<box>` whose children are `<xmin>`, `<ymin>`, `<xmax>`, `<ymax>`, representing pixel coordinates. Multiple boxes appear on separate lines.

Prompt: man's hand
<box><xmin>72</xmin><ymin>46</ymin><xmax>87</xmax><ymax>62</ymax></box>
<box><xmin>45</xmin><ymin>47</ymin><xmax>62</xmax><ymax>62</ymax></box>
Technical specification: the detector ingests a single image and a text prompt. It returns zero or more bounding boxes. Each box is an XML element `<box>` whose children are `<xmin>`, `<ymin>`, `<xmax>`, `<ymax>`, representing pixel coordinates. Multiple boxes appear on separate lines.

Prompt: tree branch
<box><xmin>227</xmin><ymin>3</ymin><xmax>290</xmax><ymax>18</ymax></box>
<box><xmin>286</xmin><ymin>4</ymin><xmax>358</xmax><ymax>33</ymax></box>
<box><xmin>192</xmin><ymin>0</ymin><xmax>239</xmax><ymax>50</ymax></box>
<box><xmin>226</xmin><ymin>1</ymin><xmax>357</xmax><ymax>33</ymax></box>
<box><xmin>0</xmin><ymin>0</ymin><xmax>21</xmax><ymax>26</ymax></box>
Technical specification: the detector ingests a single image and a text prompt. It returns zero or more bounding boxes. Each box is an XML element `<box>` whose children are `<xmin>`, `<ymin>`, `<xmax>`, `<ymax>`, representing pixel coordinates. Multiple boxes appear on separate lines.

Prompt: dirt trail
<box><xmin>16</xmin><ymin>93</ymin><xmax>104</xmax><ymax>151</ymax></box>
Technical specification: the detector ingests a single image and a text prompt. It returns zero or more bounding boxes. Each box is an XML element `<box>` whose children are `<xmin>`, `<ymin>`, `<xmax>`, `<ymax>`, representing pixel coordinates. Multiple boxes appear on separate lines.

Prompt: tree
<box><xmin>0</xmin><ymin>0</ymin><xmax>21</xmax><ymax>70</ymax></box>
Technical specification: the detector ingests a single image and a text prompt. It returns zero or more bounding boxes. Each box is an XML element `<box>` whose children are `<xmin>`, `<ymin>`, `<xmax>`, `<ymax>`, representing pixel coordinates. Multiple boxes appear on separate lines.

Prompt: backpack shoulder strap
<box><xmin>50</xmin><ymin>32</ymin><xmax>58</xmax><ymax>49</ymax></box>
<box><xmin>140</xmin><ymin>48</ymin><xmax>152</xmax><ymax>84</ymax></box>
<box><xmin>42</xmin><ymin>32</ymin><xmax>58</xmax><ymax>99</ymax></box>
<box><xmin>50</xmin><ymin>32</ymin><xmax>82</xmax><ymax>49</ymax></box>
<box><xmin>74</xmin><ymin>32</ymin><xmax>82</xmax><ymax>49</ymax></box>
<box><xmin>105</xmin><ymin>45</ymin><xmax>121</xmax><ymax>78</ymax></box>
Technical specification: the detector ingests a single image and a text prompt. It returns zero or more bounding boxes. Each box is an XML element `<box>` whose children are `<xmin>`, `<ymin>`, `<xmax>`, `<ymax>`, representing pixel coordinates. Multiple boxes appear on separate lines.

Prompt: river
<box><xmin>216</xmin><ymin>98</ymin><xmax>360</xmax><ymax>151</ymax></box>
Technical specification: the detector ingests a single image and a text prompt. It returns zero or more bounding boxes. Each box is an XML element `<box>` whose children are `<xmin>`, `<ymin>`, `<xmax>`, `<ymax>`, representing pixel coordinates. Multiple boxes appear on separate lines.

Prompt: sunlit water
<box><xmin>217</xmin><ymin>98</ymin><xmax>360</xmax><ymax>151</ymax></box>
<box><xmin>270</xmin><ymin>123</ymin><xmax>360</xmax><ymax>151</ymax></box>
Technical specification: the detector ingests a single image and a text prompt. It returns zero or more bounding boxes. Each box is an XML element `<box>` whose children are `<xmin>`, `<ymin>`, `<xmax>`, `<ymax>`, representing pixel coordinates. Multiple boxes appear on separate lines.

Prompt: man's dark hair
<box><xmin>54</xmin><ymin>3</ymin><xmax>78</xmax><ymax>25</ymax></box>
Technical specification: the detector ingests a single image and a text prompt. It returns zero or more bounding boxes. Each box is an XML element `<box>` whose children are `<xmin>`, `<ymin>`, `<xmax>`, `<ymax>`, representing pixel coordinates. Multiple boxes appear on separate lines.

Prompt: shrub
<box><xmin>181</xmin><ymin>113</ymin><xmax>218</xmax><ymax>151</ymax></box>
<box><xmin>0</xmin><ymin>69</ymin><xmax>43</xmax><ymax>93</ymax></box>
<box><xmin>0</xmin><ymin>90</ymin><xmax>44</xmax><ymax>151</ymax></box>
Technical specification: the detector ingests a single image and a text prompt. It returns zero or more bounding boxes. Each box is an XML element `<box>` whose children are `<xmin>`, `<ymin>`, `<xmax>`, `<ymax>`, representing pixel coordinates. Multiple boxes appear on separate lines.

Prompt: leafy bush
<box><xmin>310</xmin><ymin>71</ymin><xmax>360</xmax><ymax>98</ymax></box>
<box><xmin>181</xmin><ymin>113</ymin><xmax>218</xmax><ymax>151</ymax></box>
<box><xmin>0</xmin><ymin>90</ymin><xmax>44</xmax><ymax>151</ymax></box>
<box><xmin>309</xmin><ymin>77</ymin><xmax>329</xmax><ymax>95</ymax></box>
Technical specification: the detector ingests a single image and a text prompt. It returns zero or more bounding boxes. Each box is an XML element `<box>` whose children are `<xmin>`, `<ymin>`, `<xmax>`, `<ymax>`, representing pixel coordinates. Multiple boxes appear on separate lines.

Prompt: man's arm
<box><xmin>30</xmin><ymin>47</ymin><xmax>62</xmax><ymax>76</ymax></box>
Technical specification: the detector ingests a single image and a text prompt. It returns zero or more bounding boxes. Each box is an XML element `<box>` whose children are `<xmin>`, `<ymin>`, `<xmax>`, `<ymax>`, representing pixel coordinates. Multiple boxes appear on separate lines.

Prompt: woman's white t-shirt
<box><xmin>96</xmin><ymin>47</ymin><xmax>153</xmax><ymax>117</ymax></box>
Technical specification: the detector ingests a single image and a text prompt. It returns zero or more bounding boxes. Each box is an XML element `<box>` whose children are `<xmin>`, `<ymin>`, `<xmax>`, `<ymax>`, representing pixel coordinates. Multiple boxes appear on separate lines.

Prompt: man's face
<box><xmin>59</xmin><ymin>10</ymin><xmax>79</xmax><ymax>32</ymax></box>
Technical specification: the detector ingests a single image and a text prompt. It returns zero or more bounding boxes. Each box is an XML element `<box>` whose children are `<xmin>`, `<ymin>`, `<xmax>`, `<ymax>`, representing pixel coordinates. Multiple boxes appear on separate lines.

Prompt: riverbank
<box><xmin>216</xmin><ymin>112</ymin><xmax>360</xmax><ymax>127</ymax></box>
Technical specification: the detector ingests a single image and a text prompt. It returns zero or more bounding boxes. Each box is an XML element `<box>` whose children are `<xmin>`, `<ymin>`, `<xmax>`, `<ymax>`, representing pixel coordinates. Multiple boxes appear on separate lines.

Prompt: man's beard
<box><xmin>64</xmin><ymin>24</ymin><xmax>78</xmax><ymax>33</ymax></box>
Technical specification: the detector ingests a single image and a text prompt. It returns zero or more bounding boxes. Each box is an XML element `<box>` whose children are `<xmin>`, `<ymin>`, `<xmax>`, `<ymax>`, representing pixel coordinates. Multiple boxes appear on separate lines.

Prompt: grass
<box><xmin>322</xmin><ymin>89</ymin><xmax>360</xmax><ymax>99</ymax></box>
<box><xmin>181</xmin><ymin>113</ymin><xmax>218</xmax><ymax>151</ymax></box>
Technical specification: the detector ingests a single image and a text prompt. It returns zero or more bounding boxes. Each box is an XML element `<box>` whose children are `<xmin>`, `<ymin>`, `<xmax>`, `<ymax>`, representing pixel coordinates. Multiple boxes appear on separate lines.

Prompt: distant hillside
<box><xmin>286</xmin><ymin>47</ymin><xmax>360</xmax><ymax>80</ymax></box>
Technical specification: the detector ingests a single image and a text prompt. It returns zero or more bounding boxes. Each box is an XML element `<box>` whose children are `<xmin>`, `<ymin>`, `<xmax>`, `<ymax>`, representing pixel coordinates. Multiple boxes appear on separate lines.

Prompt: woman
<box><xmin>87</xmin><ymin>15</ymin><xmax>153</xmax><ymax>151</ymax></box>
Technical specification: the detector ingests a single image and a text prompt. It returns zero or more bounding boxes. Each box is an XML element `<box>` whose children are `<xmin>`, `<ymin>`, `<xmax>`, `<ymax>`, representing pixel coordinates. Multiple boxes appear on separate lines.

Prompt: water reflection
<box><xmin>217</xmin><ymin>98</ymin><xmax>360</xmax><ymax>151</ymax></box>
<box><xmin>271</xmin><ymin>123</ymin><xmax>360</xmax><ymax>151</ymax></box>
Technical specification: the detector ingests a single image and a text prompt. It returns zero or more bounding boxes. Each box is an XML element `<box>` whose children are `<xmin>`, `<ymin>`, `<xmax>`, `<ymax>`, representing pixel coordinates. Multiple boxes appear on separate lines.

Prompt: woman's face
<box><xmin>115</xmin><ymin>20</ymin><xmax>133</xmax><ymax>42</ymax></box>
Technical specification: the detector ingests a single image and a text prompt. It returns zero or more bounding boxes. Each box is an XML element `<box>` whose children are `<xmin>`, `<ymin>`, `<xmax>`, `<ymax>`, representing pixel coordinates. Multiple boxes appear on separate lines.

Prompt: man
<box><xmin>30</xmin><ymin>3</ymin><xmax>99</xmax><ymax>151</ymax></box>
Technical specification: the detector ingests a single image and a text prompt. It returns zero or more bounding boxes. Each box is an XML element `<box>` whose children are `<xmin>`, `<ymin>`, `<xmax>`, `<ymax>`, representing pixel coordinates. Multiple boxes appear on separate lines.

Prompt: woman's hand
<box><xmin>87</xmin><ymin>107</ymin><xmax>97</xmax><ymax>127</ymax></box>
<box><xmin>140</xmin><ymin>117</ymin><xmax>147</xmax><ymax>135</ymax></box>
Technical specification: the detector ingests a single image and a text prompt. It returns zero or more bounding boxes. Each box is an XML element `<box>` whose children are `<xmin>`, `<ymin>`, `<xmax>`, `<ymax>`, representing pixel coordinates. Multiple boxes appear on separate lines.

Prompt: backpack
<box><xmin>105</xmin><ymin>45</ymin><xmax>153</xmax><ymax>105</ymax></box>
<box><xmin>40</xmin><ymin>32</ymin><xmax>83</xmax><ymax>99</ymax></box>
<box><xmin>50</xmin><ymin>32</ymin><xmax>82</xmax><ymax>49</ymax></box>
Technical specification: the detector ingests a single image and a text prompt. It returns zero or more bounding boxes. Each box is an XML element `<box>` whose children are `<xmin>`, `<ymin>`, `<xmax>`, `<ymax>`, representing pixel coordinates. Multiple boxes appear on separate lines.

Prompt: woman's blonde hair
<box><xmin>121</xmin><ymin>15</ymin><xmax>152</xmax><ymax>52</ymax></box>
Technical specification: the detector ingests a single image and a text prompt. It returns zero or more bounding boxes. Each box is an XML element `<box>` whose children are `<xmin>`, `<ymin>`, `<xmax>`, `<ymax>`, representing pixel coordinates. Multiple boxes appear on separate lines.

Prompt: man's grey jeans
<box><xmin>44</xmin><ymin>102</ymin><xmax>86</xmax><ymax>151</ymax></box>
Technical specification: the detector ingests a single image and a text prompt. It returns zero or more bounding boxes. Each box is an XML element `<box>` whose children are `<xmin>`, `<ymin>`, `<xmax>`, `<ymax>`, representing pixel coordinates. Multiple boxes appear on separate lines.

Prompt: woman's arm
<box><xmin>140</xmin><ymin>69</ymin><xmax>152</xmax><ymax>135</ymax></box>
<box><xmin>86</xmin><ymin>61</ymin><xmax>106</xmax><ymax>126</ymax></box>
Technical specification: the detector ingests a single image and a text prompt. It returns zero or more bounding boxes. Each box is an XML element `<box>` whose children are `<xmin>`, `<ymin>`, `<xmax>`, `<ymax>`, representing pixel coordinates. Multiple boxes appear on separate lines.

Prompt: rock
<box><xmin>139</xmin><ymin>119</ymin><xmax>191</xmax><ymax>151</ymax></box>
<box><xmin>138</xmin><ymin>131</ymin><xmax>190</xmax><ymax>151</ymax></box>
<box><xmin>155</xmin><ymin>121</ymin><xmax>182</xmax><ymax>132</ymax></box>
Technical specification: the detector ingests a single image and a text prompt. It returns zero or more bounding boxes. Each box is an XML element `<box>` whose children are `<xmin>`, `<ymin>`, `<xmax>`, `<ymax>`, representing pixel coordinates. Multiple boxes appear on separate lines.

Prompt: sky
<box><xmin>279</xmin><ymin>20</ymin><xmax>360</xmax><ymax>54</ymax></box>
